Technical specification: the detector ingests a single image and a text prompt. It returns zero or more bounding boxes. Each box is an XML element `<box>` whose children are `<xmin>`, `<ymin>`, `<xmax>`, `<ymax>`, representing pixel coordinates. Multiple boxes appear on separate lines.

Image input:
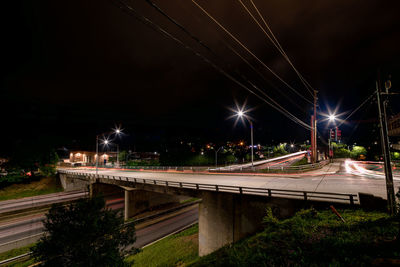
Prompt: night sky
<box><xmin>1</xmin><ymin>0</ymin><xmax>400</xmax><ymax>155</ymax></box>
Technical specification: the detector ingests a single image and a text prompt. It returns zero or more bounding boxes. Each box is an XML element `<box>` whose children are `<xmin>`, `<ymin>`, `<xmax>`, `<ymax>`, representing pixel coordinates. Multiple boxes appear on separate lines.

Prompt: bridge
<box><xmin>58</xmin><ymin>161</ymin><xmax>393</xmax><ymax>256</ymax></box>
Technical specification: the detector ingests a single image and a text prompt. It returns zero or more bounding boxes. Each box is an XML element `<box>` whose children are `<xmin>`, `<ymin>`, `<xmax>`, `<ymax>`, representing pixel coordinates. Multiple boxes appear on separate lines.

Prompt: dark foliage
<box><xmin>191</xmin><ymin>209</ymin><xmax>400</xmax><ymax>266</ymax></box>
<box><xmin>32</xmin><ymin>196</ymin><xmax>137</xmax><ymax>266</ymax></box>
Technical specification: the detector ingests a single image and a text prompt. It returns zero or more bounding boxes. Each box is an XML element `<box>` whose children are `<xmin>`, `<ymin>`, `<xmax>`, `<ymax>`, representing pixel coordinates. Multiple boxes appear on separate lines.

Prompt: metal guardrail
<box><xmin>59</xmin><ymin>170</ymin><xmax>358</xmax><ymax>205</ymax></box>
<box><xmin>0</xmin><ymin>252</ymin><xmax>32</xmax><ymax>266</ymax></box>
<box><xmin>212</xmin><ymin>160</ymin><xmax>329</xmax><ymax>173</ymax></box>
<box><xmin>0</xmin><ymin>201</ymin><xmax>201</xmax><ymax>266</ymax></box>
<box><xmin>63</xmin><ymin>160</ymin><xmax>329</xmax><ymax>174</ymax></box>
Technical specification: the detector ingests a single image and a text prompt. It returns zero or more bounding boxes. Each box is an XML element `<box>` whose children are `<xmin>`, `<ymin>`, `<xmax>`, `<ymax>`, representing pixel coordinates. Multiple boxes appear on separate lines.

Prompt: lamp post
<box><xmin>236</xmin><ymin>110</ymin><xmax>254</xmax><ymax>168</ymax></box>
<box><xmin>328</xmin><ymin>114</ymin><xmax>337</xmax><ymax>162</ymax></box>
<box><xmin>95</xmin><ymin>127</ymin><xmax>122</xmax><ymax>177</ymax></box>
<box><xmin>214</xmin><ymin>146</ymin><xmax>224</xmax><ymax>168</ymax></box>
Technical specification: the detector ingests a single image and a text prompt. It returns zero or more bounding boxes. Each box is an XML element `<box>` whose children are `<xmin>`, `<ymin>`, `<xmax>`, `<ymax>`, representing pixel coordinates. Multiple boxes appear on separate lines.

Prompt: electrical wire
<box><xmin>191</xmin><ymin>0</ymin><xmax>314</xmax><ymax>105</ymax></box>
<box><xmin>247</xmin><ymin>0</ymin><xmax>315</xmax><ymax>96</ymax></box>
<box><xmin>337</xmin><ymin>90</ymin><xmax>377</xmax><ymax>127</ymax></box>
<box><xmin>113</xmin><ymin>0</ymin><xmax>312</xmax><ymax>130</ymax></box>
<box><xmin>142</xmin><ymin>0</ymin><xmax>309</xmax><ymax>113</ymax></box>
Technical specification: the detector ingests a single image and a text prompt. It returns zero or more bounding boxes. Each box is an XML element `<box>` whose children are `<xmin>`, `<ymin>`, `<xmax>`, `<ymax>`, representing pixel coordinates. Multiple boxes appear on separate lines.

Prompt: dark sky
<box><xmin>1</xmin><ymin>0</ymin><xmax>400</xmax><ymax>155</ymax></box>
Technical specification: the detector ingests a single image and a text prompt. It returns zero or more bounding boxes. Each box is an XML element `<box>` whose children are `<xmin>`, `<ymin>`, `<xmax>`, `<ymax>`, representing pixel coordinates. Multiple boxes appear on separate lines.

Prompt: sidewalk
<box><xmin>299</xmin><ymin>161</ymin><xmax>342</xmax><ymax>176</ymax></box>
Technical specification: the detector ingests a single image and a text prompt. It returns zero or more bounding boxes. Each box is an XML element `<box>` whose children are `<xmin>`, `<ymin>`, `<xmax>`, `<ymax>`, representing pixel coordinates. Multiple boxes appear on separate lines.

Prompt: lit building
<box><xmin>388</xmin><ymin>113</ymin><xmax>400</xmax><ymax>151</ymax></box>
<box><xmin>66</xmin><ymin>151</ymin><xmax>118</xmax><ymax>166</ymax></box>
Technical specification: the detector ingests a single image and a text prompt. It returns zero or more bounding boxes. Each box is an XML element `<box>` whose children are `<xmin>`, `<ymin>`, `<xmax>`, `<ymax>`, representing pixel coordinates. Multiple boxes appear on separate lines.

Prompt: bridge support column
<box><xmin>59</xmin><ymin>173</ymin><xmax>89</xmax><ymax>192</ymax></box>
<box><xmin>124</xmin><ymin>189</ymin><xmax>181</xmax><ymax>221</ymax></box>
<box><xmin>89</xmin><ymin>183</ymin><xmax>123</xmax><ymax>198</ymax></box>
<box><xmin>198</xmin><ymin>191</ymin><xmax>269</xmax><ymax>256</ymax></box>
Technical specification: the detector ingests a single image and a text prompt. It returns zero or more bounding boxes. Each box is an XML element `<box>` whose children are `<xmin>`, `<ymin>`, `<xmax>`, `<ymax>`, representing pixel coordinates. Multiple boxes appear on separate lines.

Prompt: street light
<box><xmin>213</xmin><ymin>146</ymin><xmax>224</xmax><ymax>168</ymax></box>
<box><xmin>95</xmin><ymin>127</ymin><xmax>123</xmax><ymax>176</ymax></box>
<box><xmin>327</xmin><ymin>115</ymin><xmax>338</xmax><ymax>162</ymax></box>
<box><xmin>235</xmin><ymin>109</ymin><xmax>254</xmax><ymax>168</ymax></box>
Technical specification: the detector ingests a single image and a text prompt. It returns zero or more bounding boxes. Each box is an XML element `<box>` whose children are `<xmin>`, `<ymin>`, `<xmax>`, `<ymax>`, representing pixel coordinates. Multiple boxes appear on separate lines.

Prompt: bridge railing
<box><xmin>62</xmin><ymin>160</ymin><xmax>329</xmax><ymax>174</ymax></box>
<box><xmin>59</xmin><ymin>170</ymin><xmax>358</xmax><ymax>205</ymax></box>
<box><xmin>210</xmin><ymin>160</ymin><xmax>329</xmax><ymax>173</ymax></box>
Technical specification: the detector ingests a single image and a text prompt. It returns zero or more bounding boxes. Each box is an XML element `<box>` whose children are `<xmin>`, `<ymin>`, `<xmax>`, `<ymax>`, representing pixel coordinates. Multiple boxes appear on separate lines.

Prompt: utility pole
<box><xmin>376</xmin><ymin>74</ymin><xmax>396</xmax><ymax>214</ymax></box>
<box><xmin>311</xmin><ymin>90</ymin><xmax>318</xmax><ymax>163</ymax></box>
<box><xmin>310</xmin><ymin>115</ymin><xmax>314</xmax><ymax>163</ymax></box>
<box><xmin>250</xmin><ymin>121</ymin><xmax>254</xmax><ymax>168</ymax></box>
<box><xmin>95</xmin><ymin>135</ymin><xmax>99</xmax><ymax>177</ymax></box>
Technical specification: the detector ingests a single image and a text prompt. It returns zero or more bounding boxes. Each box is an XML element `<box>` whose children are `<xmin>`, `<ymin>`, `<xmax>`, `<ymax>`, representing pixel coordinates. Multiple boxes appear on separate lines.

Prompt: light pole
<box><xmin>96</xmin><ymin>136</ymin><xmax>110</xmax><ymax>177</ymax></box>
<box><xmin>236</xmin><ymin>110</ymin><xmax>254</xmax><ymax>168</ymax></box>
<box><xmin>95</xmin><ymin>127</ymin><xmax>122</xmax><ymax>177</ymax></box>
<box><xmin>214</xmin><ymin>146</ymin><xmax>224</xmax><ymax>168</ymax></box>
<box><xmin>328</xmin><ymin>114</ymin><xmax>336</xmax><ymax>162</ymax></box>
<box><xmin>250</xmin><ymin>121</ymin><xmax>254</xmax><ymax>167</ymax></box>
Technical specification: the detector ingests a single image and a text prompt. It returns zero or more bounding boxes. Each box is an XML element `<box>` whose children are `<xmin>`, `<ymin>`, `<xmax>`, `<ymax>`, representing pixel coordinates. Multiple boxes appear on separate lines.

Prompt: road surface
<box><xmin>0</xmin><ymin>203</ymin><xmax>197</xmax><ymax>250</ymax></box>
<box><xmin>0</xmin><ymin>191</ymin><xmax>86</xmax><ymax>214</ymax></box>
<box><xmin>65</xmin><ymin>160</ymin><xmax>400</xmax><ymax>200</ymax></box>
<box><xmin>253</xmin><ymin>154</ymin><xmax>305</xmax><ymax>170</ymax></box>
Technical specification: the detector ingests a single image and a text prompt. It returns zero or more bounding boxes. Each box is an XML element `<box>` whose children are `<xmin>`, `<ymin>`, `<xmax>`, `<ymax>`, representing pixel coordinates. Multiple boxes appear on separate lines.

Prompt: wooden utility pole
<box><xmin>376</xmin><ymin>75</ymin><xmax>396</xmax><ymax>214</ymax></box>
<box><xmin>311</xmin><ymin>90</ymin><xmax>318</xmax><ymax>163</ymax></box>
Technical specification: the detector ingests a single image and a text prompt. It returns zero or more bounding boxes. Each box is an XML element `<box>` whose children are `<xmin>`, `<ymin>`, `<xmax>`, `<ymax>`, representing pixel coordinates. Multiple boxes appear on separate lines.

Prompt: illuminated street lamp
<box><xmin>327</xmin><ymin>114</ymin><xmax>338</xmax><ymax>162</ymax></box>
<box><xmin>95</xmin><ymin>126</ymin><xmax>123</xmax><ymax>176</ymax></box>
<box><xmin>236</xmin><ymin>109</ymin><xmax>254</xmax><ymax>168</ymax></box>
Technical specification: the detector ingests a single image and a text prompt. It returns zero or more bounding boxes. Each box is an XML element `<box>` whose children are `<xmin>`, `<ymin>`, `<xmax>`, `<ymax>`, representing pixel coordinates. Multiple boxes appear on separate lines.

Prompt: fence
<box><xmin>58</xmin><ymin>170</ymin><xmax>358</xmax><ymax>205</ymax></box>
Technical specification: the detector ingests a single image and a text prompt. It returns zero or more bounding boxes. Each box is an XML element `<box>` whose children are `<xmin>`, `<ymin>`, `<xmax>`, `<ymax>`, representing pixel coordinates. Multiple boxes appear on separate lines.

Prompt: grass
<box><xmin>291</xmin><ymin>157</ymin><xmax>309</xmax><ymax>166</ymax></box>
<box><xmin>0</xmin><ymin>244</ymin><xmax>35</xmax><ymax>267</ymax></box>
<box><xmin>0</xmin><ymin>176</ymin><xmax>62</xmax><ymax>201</ymax></box>
<box><xmin>190</xmin><ymin>208</ymin><xmax>400</xmax><ymax>266</ymax></box>
<box><xmin>180</xmin><ymin>198</ymin><xmax>200</xmax><ymax>204</ymax></box>
<box><xmin>125</xmin><ymin>224</ymin><xmax>199</xmax><ymax>267</ymax></box>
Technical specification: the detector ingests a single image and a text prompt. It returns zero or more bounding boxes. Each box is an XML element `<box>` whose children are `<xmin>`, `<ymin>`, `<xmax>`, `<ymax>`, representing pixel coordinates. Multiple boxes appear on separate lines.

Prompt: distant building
<box><xmin>388</xmin><ymin>113</ymin><xmax>400</xmax><ymax>151</ymax></box>
<box><xmin>64</xmin><ymin>151</ymin><xmax>118</xmax><ymax>166</ymax></box>
<box><xmin>127</xmin><ymin>151</ymin><xmax>159</xmax><ymax>161</ymax></box>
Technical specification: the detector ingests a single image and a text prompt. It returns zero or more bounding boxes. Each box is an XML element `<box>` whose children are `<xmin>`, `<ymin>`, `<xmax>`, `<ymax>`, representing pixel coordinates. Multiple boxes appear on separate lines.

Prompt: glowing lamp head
<box><xmin>328</xmin><ymin>114</ymin><xmax>336</xmax><ymax>121</ymax></box>
<box><xmin>104</xmin><ymin>140</ymin><xmax>109</xmax><ymax>145</ymax></box>
<box><xmin>237</xmin><ymin>111</ymin><xmax>244</xmax><ymax>117</ymax></box>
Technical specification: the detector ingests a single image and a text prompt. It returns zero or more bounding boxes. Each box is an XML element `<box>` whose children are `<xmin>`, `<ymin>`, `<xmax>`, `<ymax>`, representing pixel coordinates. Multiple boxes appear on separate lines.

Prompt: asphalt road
<box><xmin>0</xmin><ymin>198</ymin><xmax>124</xmax><ymax>245</ymax></box>
<box><xmin>133</xmin><ymin>205</ymin><xmax>198</xmax><ymax>248</ymax></box>
<box><xmin>0</xmin><ymin>202</ymin><xmax>198</xmax><ymax>250</ymax></box>
<box><xmin>253</xmin><ymin>154</ymin><xmax>305</xmax><ymax>170</ymax></box>
<box><xmin>0</xmin><ymin>191</ymin><xmax>86</xmax><ymax>214</ymax></box>
<box><xmin>65</xmin><ymin>160</ymin><xmax>400</xmax><ymax>200</ymax></box>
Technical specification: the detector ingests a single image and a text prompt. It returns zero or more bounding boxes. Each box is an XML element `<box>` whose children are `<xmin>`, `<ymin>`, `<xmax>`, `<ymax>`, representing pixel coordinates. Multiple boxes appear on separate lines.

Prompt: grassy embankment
<box><xmin>127</xmin><ymin>208</ymin><xmax>399</xmax><ymax>266</ymax></box>
<box><xmin>125</xmin><ymin>224</ymin><xmax>199</xmax><ymax>267</ymax></box>
<box><xmin>3</xmin><ymin>209</ymin><xmax>398</xmax><ymax>266</ymax></box>
<box><xmin>0</xmin><ymin>244</ymin><xmax>35</xmax><ymax>267</ymax></box>
<box><xmin>291</xmin><ymin>156</ymin><xmax>309</xmax><ymax>166</ymax></box>
<box><xmin>0</xmin><ymin>176</ymin><xmax>62</xmax><ymax>201</ymax></box>
<box><xmin>191</xmin><ymin>209</ymin><xmax>400</xmax><ymax>266</ymax></box>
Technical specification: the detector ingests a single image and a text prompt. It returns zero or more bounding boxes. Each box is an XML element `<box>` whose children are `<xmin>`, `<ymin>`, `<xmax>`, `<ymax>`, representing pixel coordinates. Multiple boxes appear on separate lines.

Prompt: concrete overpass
<box><xmin>57</xmin><ymin>164</ymin><xmax>381</xmax><ymax>256</ymax></box>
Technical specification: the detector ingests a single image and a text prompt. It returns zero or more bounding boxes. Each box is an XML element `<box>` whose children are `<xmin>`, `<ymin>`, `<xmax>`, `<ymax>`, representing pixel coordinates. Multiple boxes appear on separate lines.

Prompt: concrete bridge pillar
<box><xmin>124</xmin><ymin>189</ymin><xmax>181</xmax><ymax>221</ymax></box>
<box><xmin>198</xmin><ymin>191</ymin><xmax>269</xmax><ymax>256</ymax></box>
<box><xmin>59</xmin><ymin>173</ymin><xmax>90</xmax><ymax>192</ymax></box>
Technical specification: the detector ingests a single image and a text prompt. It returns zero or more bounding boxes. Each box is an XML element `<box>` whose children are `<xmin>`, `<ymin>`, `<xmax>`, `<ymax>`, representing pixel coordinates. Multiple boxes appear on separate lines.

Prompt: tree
<box><xmin>273</xmin><ymin>143</ymin><xmax>288</xmax><ymax>156</ymax></box>
<box><xmin>351</xmin><ymin>146</ymin><xmax>367</xmax><ymax>159</ymax></box>
<box><xmin>32</xmin><ymin>196</ymin><xmax>137</xmax><ymax>266</ymax></box>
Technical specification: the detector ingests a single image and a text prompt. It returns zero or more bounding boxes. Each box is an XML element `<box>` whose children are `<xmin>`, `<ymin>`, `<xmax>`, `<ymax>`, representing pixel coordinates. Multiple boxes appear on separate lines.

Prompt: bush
<box><xmin>0</xmin><ymin>173</ymin><xmax>36</xmax><ymax>189</ymax></box>
<box><xmin>32</xmin><ymin>196</ymin><xmax>137</xmax><ymax>266</ymax></box>
<box><xmin>191</xmin><ymin>209</ymin><xmax>399</xmax><ymax>267</ymax></box>
<box><xmin>39</xmin><ymin>165</ymin><xmax>56</xmax><ymax>177</ymax></box>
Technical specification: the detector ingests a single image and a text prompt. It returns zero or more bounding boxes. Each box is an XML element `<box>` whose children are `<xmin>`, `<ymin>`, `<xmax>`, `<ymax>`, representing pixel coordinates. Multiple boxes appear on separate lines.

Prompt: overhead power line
<box><xmin>191</xmin><ymin>0</ymin><xmax>314</xmax><ymax>105</ymax></box>
<box><xmin>113</xmin><ymin>0</ymin><xmax>312</xmax><ymax>130</ymax></box>
<box><xmin>337</xmin><ymin>90</ymin><xmax>377</xmax><ymax>127</ymax></box>
<box><xmin>245</xmin><ymin>0</ymin><xmax>315</xmax><ymax>96</ymax></box>
<box><xmin>142</xmin><ymin>0</ymin><xmax>309</xmax><ymax>113</ymax></box>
